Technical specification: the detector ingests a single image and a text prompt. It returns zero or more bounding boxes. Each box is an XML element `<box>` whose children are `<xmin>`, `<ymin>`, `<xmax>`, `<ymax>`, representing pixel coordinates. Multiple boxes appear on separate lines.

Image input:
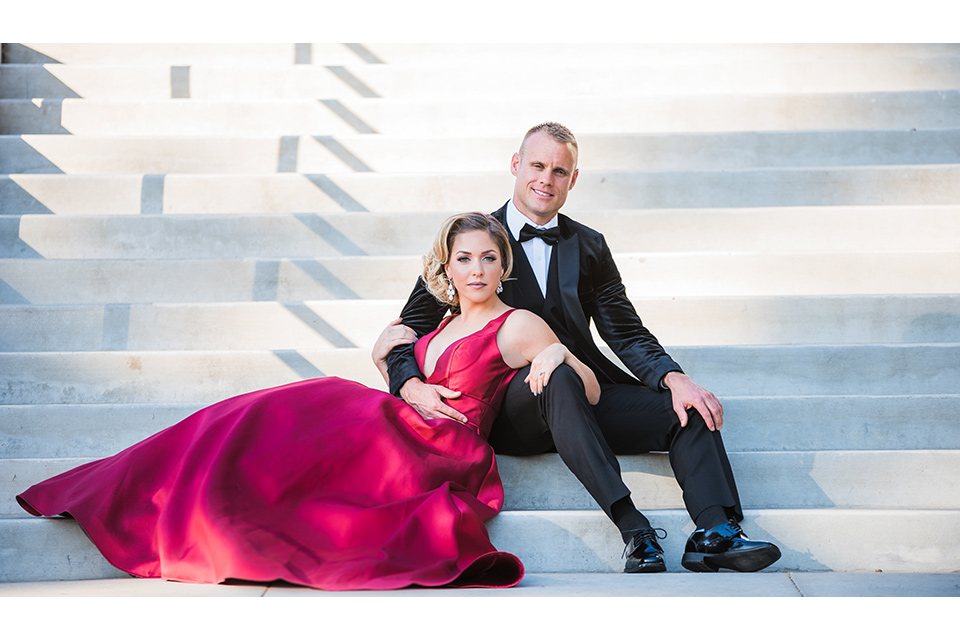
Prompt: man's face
<box><xmin>510</xmin><ymin>132</ymin><xmax>579</xmax><ymax>225</ymax></box>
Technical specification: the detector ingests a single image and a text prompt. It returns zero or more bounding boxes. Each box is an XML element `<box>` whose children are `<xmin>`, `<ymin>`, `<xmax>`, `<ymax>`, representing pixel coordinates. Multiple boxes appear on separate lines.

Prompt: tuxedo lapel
<box><xmin>555</xmin><ymin>226</ymin><xmax>592</xmax><ymax>346</ymax></box>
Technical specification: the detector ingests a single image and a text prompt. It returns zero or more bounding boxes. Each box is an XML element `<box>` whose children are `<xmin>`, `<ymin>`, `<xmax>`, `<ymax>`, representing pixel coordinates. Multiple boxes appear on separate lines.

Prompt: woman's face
<box><xmin>445</xmin><ymin>230</ymin><xmax>504</xmax><ymax>305</ymax></box>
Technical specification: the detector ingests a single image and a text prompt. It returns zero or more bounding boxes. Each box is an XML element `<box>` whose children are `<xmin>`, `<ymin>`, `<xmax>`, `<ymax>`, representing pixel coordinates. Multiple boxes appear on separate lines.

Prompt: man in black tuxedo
<box><xmin>380</xmin><ymin>122</ymin><xmax>780</xmax><ymax>573</ymax></box>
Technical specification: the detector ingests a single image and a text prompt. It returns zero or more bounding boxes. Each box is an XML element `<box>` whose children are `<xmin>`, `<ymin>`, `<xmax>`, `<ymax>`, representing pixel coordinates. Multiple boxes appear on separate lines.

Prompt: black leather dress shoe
<box><xmin>681</xmin><ymin>520</ymin><xmax>781</xmax><ymax>573</ymax></box>
<box><xmin>623</xmin><ymin>528</ymin><xmax>667</xmax><ymax>573</ymax></box>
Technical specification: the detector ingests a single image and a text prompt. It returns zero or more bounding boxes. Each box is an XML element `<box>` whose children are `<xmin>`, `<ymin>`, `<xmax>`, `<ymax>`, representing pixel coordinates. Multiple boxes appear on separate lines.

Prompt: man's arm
<box><xmin>589</xmin><ymin>235</ymin><xmax>724</xmax><ymax>430</ymax></box>
<box><xmin>588</xmin><ymin>235</ymin><xmax>682</xmax><ymax>390</ymax></box>
<box><xmin>383</xmin><ymin>277</ymin><xmax>469</xmax><ymax>423</ymax></box>
<box><xmin>371</xmin><ymin>318</ymin><xmax>416</xmax><ymax>386</ymax></box>
<box><xmin>385</xmin><ymin>277</ymin><xmax>449</xmax><ymax>396</ymax></box>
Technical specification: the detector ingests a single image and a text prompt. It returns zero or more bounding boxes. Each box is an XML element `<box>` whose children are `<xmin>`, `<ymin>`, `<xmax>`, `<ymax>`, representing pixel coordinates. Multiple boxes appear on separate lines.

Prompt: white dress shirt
<box><xmin>506</xmin><ymin>200</ymin><xmax>558</xmax><ymax>298</ymax></box>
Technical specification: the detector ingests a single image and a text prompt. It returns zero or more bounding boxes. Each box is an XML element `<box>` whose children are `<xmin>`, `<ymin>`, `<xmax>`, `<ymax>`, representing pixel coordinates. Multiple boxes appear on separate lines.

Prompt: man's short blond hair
<box><xmin>519</xmin><ymin>122</ymin><xmax>578</xmax><ymax>158</ymax></box>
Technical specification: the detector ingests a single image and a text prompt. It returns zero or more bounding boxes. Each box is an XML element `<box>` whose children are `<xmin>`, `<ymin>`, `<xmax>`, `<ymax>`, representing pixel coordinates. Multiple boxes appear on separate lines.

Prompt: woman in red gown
<box><xmin>17</xmin><ymin>213</ymin><xmax>600</xmax><ymax>591</ymax></box>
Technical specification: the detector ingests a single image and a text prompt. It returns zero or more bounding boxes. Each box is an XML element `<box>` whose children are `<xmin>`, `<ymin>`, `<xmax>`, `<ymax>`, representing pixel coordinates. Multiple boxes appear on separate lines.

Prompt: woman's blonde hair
<box><xmin>422</xmin><ymin>212</ymin><xmax>513</xmax><ymax>307</ymax></box>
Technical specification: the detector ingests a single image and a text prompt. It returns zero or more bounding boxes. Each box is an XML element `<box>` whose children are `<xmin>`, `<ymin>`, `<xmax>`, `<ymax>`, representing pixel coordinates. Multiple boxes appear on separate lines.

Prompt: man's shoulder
<box><xmin>558</xmin><ymin>212</ymin><xmax>605</xmax><ymax>242</ymax></box>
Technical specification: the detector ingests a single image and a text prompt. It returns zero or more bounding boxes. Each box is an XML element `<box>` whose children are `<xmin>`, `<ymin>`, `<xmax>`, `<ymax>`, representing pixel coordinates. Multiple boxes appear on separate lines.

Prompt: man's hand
<box><xmin>399</xmin><ymin>377</ymin><xmax>468</xmax><ymax>424</ymax></box>
<box><xmin>663</xmin><ymin>371</ymin><xmax>724</xmax><ymax>431</ymax></box>
<box><xmin>371</xmin><ymin>318</ymin><xmax>417</xmax><ymax>385</ymax></box>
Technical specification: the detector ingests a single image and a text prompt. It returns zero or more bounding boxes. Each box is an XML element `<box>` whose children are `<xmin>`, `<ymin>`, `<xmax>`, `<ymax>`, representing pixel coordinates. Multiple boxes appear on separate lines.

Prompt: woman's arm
<box><xmin>499</xmin><ymin>310</ymin><xmax>601</xmax><ymax>405</ymax></box>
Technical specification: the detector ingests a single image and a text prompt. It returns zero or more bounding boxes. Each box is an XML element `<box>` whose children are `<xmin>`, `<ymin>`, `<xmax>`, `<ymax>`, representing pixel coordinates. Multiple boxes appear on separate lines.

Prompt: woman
<box><xmin>16</xmin><ymin>213</ymin><xmax>599</xmax><ymax>590</ymax></box>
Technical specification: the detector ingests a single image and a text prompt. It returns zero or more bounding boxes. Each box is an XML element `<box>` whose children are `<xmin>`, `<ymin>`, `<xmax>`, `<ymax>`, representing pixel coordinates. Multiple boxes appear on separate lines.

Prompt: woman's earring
<box><xmin>496</xmin><ymin>281</ymin><xmax>503</xmax><ymax>294</ymax></box>
<box><xmin>447</xmin><ymin>279</ymin><xmax>455</xmax><ymax>302</ymax></box>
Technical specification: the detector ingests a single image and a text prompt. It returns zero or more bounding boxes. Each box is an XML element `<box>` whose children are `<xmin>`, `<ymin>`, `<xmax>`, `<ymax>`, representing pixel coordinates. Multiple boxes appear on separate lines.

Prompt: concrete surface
<box><xmin>1</xmin><ymin>572</ymin><xmax>957</xmax><ymax>597</ymax></box>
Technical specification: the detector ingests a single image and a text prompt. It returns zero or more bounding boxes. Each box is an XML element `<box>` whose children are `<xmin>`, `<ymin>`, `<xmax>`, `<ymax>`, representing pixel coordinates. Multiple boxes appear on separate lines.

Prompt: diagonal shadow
<box><xmin>252</xmin><ymin>259</ymin><xmax>362</xmax><ymax>301</ymax></box>
<box><xmin>0</xmin><ymin>217</ymin><xmax>45</xmax><ymax>258</ymax></box>
<box><xmin>0</xmin><ymin>98</ymin><xmax>70</xmax><ymax>135</ymax></box>
<box><xmin>290</xmin><ymin>259</ymin><xmax>362</xmax><ymax>299</ymax></box>
<box><xmin>303</xmin><ymin>174</ymin><xmax>368</xmax><ymax>211</ymax></box>
<box><xmin>272</xmin><ymin>350</ymin><xmax>325</xmax><ymax>379</ymax></box>
<box><xmin>0</xmin><ymin>63</ymin><xmax>80</xmax><ymax>99</ymax></box>
<box><xmin>324</xmin><ymin>66</ymin><xmax>380</xmax><ymax>98</ymax></box>
<box><xmin>0</xmin><ymin>178</ymin><xmax>55</xmax><ymax>214</ymax></box>
<box><xmin>0</xmin><ymin>278</ymin><xmax>31</xmax><ymax>304</ymax></box>
<box><xmin>281</xmin><ymin>302</ymin><xmax>358</xmax><ymax>348</ymax></box>
<box><xmin>0</xmin><ymin>137</ymin><xmax>63</xmax><ymax>173</ymax></box>
<box><xmin>312</xmin><ymin>136</ymin><xmax>373</xmax><ymax>172</ymax></box>
<box><xmin>292</xmin><ymin>214</ymin><xmax>367</xmax><ymax>256</ymax></box>
<box><xmin>318</xmin><ymin>99</ymin><xmax>377</xmax><ymax>134</ymax></box>
<box><xmin>2</xmin><ymin>44</ymin><xmax>62</xmax><ymax>64</ymax></box>
<box><xmin>342</xmin><ymin>43</ymin><xmax>384</xmax><ymax>64</ymax></box>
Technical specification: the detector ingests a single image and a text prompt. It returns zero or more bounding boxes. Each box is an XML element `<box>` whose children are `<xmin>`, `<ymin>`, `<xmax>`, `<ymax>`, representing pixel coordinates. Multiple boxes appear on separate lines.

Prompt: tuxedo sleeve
<box><xmin>589</xmin><ymin>234</ymin><xmax>683</xmax><ymax>390</ymax></box>
<box><xmin>386</xmin><ymin>276</ymin><xmax>450</xmax><ymax>397</ymax></box>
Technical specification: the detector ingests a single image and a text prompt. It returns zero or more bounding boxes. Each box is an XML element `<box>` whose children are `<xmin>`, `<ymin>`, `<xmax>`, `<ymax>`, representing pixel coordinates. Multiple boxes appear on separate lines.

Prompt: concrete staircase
<box><xmin>1</xmin><ymin>43</ymin><xmax>958</xmax><ymax>582</ymax></box>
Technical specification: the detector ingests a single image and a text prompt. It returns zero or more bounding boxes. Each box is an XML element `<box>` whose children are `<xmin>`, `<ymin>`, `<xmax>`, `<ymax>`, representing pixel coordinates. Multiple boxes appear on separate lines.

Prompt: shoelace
<box><xmin>621</xmin><ymin>527</ymin><xmax>667</xmax><ymax>558</ymax></box>
<box><xmin>715</xmin><ymin>520</ymin><xmax>744</xmax><ymax>538</ymax></box>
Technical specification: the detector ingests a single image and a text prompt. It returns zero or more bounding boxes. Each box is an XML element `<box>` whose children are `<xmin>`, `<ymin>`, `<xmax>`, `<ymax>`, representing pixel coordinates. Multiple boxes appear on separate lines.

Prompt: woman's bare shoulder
<box><xmin>499</xmin><ymin>309</ymin><xmax>552</xmax><ymax>345</ymax></box>
<box><xmin>503</xmin><ymin>308</ymin><xmax>547</xmax><ymax>332</ymax></box>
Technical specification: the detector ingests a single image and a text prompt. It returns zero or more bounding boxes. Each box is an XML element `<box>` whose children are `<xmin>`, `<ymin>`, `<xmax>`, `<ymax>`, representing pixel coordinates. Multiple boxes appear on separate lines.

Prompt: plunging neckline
<box><xmin>421</xmin><ymin>310</ymin><xmax>513</xmax><ymax>380</ymax></box>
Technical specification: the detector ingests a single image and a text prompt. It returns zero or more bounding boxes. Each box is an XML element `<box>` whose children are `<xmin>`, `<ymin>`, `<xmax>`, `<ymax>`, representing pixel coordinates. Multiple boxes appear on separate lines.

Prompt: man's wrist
<box><xmin>661</xmin><ymin>370</ymin><xmax>685</xmax><ymax>390</ymax></box>
<box><xmin>398</xmin><ymin>375</ymin><xmax>425</xmax><ymax>399</ymax></box>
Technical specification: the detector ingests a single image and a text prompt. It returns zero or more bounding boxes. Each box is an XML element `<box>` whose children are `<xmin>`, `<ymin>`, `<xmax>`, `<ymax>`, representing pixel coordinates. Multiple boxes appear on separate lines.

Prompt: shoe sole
<box><xmin>624</xmin><ymin>560</ymin><xmax>667</xmax><ymax>574</ymax></box>
<box><xmin>681</xmin><ymin>545</ymin><xmax>782</xmax><ymax>573</ymax></box>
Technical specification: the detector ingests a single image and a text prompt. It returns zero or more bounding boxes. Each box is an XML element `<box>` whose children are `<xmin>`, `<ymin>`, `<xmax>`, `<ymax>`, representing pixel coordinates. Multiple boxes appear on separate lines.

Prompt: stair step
<box><xmin>4</xmin><ymin>450</ymin><xmax>956</xmax><ymax>518</ymax></box>
<box><xmin>1</xmin><ymin>43</ymin><xmax>368</xmax><ymax>66</ymax></box>
<box><xmin>4</xmin><ymin>91</ymin><xmax>960</xmax><ymax>136</ymax></box>
<box><xmin>7</xmin><ymin>130</ymin><xmax>960</xmax><ymax>175</ymax></box>
<box><xmin>3</xmin><ymin>251</ymin><xmax>957</xmax><ymax>304</ymax></box>
<box><xmin>2</xmin><ymin>295</ymin><xmax>957</xmax><ymax>352</ymax></box>
<box><xmin>496</xmin><ymin>451</ymin><xmax>960</xmax><ymax>511</ymax></box>
<box><xmin>2</xmin><ymin>40</ymin><xmax>956</xmax><ymax>586</ymax></box>
<box><xmin>4</xmin><ymin>395</ymin><xmax>956</xmax><ymax>460</ymax></box>
<box><xmin>3</xmin><ymin>508</ymin><xmax>957</xmax><ymax>581</ymax></box>
<box><xmin>1</xmin><ymin>344</ymin><xmax>957</xmax><ymax>405</ymax></box>
<box><xmin>485</xmin><ymin>509</ymin><xmax>960</xmax><ymax>573</ymax></box>
<box><xmin>6</xmin><ymin>206</ymin><xmax>960</xmax><ymax>257</ymax></box>
<box><xmin>4</xmin><ymin>56</ymin><xmax>960</xmax><ymax>100</ymax></box>
<box><xmin>5</xmin><ymin>165</ymin><xmax>960</xmax><ymax>215</ymax></box>
<box><xmin>7</xmin><ymin>43</ymin><xmax>958</xmax><ymax>67</ymax></box>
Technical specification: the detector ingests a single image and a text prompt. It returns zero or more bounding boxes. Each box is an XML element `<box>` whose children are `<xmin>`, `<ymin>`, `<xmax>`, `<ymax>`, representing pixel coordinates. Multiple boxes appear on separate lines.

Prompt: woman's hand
<box><xmin>524</xmin><ymin>343</ymin><xmax>569</xmax><ymax>396</ymax></box>
<box><xmin>499</xmin><ymin>311</ymin><xmax>601</xmax><ymax>405</ymax></box>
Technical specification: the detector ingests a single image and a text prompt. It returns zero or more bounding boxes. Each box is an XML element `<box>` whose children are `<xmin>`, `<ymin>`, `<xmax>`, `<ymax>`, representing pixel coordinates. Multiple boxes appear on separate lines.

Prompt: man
<box><xmin>378</xmin><ymin>122</ymin><xmax>780</xmax><ymax>573</ymax></box>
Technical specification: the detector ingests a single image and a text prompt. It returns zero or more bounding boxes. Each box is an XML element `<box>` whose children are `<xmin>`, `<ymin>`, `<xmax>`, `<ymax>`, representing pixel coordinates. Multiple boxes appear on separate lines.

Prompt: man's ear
<box><xmin>570</xmin><ymin>168</ymin><xmax>579</xmax><ymax>190</ymax></box>
<box><xmin>510</xmin><ymin>152</ymin><xmax>520</xmax><ymax>177</ymax></box>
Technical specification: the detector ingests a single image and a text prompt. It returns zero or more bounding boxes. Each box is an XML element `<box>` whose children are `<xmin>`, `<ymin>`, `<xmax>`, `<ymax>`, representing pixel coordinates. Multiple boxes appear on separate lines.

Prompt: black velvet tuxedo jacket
<box><xmin>386</xmin><ymin>203</ymin><xmax>682</xmax><ymax>397</ymax></box>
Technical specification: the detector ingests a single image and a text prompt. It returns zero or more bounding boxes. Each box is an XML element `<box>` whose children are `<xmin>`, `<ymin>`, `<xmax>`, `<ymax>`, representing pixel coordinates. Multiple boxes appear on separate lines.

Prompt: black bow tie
<box><xmin>519</xmin><ymin>224</ymin><xmax>560</xmax><ymax>246</ymax></box>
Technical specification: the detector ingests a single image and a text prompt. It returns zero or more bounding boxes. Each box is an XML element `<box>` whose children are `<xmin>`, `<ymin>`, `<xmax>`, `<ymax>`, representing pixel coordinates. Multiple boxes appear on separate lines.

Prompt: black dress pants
<box><xmin>487</xmin><ymin>364</ymin><xmax>743</xmax><ymax>523</ymax></box>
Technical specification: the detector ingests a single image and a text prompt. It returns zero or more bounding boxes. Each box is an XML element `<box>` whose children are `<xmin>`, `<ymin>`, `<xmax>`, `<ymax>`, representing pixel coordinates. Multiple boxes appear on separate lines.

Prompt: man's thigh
<box><xmin>592</xmin><ymin>383</ymin><xmax>679</xmax><ymax>454</ymax></box>
<box><xmin>488</xmin><ymin>364</ymin><xmax>554</xmax><ymax>455</ymax></box>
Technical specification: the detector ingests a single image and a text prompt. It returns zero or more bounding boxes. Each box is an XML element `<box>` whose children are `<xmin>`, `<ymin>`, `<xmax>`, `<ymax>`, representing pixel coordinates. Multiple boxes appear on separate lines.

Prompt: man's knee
<box><xmin>543</xmin><ymin>363</ymin><xmax>586</xmax><ymax>396</ymax></box>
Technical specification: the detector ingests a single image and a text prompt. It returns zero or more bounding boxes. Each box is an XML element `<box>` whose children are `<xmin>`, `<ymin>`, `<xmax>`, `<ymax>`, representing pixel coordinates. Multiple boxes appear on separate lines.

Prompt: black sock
<box><xmin>695</xmin><ymin>505</ymin><xmax>730</xmax><ymax>530</ymax></box>
<box><xmin>611</xmin><ymin>497</ymin><xmax>651</xmax><ymax>543</ymax></box>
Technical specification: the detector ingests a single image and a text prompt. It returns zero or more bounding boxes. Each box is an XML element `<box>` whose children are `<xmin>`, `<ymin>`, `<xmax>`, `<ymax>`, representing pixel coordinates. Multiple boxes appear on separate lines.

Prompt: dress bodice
<box><xmin>415</xmin><ymin>309</ymin><xmax>518</xmax><ymax>439</ymax></box>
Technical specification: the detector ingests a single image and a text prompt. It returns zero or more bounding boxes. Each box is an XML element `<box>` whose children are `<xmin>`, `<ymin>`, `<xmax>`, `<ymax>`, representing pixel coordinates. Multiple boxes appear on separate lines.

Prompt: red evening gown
<box><xmin>17</xmin><ymin>310</ymin><xmax>524</xmax><ymax>590</ymax></box>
